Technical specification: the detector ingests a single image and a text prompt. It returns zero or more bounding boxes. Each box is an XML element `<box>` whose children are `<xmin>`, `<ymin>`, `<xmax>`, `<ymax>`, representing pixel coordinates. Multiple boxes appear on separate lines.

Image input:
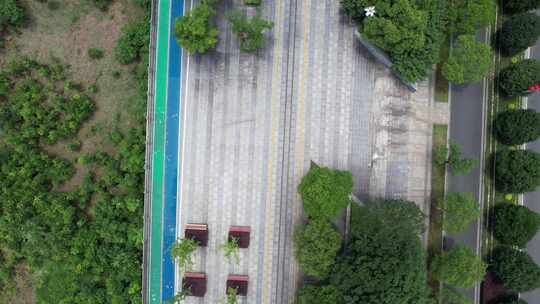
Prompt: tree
<box><xmin>442</xmin><ymin>35</ymin><xmax>492</xmax><ymax>84</ymax></box>
<box><xmin>497</xmin><ymin>13</ymin><xmax>540</xmax><ymax>57</ymax></box>
<box><xmin>297</xmin><ymin>164</ymin><xmax>353</xmax><ymax>219</ymax></box>
<box><xmin>173</xmin><ymin>3</ymin><xmax>219</xmax><ymax>54</ymax></box>
<box><xmin>227</xmin><ymin>12</ymin><xmax>273</xmax><ymax>53</ymax></box>
<box><xmin>491</xmin><ymin>246</ymin><xmax>540</xmax><ymax>293</ymax></box>
<box><xmin>502</xmin><ymin>0</ymin><xmax>540</xmax><ymax>14</ymax></box>
<box><xmin>445</xmin><ymin>0</ymin><xmax>496</xmax><ymax>35</ymax></box>
<box><xmin>115</xmin><ymin>19</ymin><xmax>150</xmax><ymax>64</ymax></box>
<box><xmin>293</xmin><ymin>219</ymin><xmax>342</xmax><ymax>279</ymax></box>
<box><xmin>492</xmin><ymin>203</ymin><xmax>540</xmax><ymax>247</ymax></box>
<box><xmin>331</xmin><ymin>200</ymin><xmax>431</xmax><ymax>304</ymax></box>
<box><xmin>494</xmin><ymin>109</ymin><xmax>540</xmax><ymax>145</ymax></box>
<box><xmin>494</xmin><ymin>150</ymin><xmax>540</xmax><ymax>193</ymax></box>
<box><xmin>171</xmin><ymin>238</ymin><xmax>199</xmax><ymax>271</ymax></box>
<box><xmin>440</xmin><ymin>287</ymin><xmax>474</xmax><ymax>304</ymax></box>
<box><xmin>0</xmin><ymin>0</ymin><xmax>24</xmax><ymax>30</ymax></box>
<box><xmin>439</xmin><ymin>192</ymin><xmax>480</xmax><ymax>234</ymax></box>
<box><xmin>296</xmin><ymin>284</ymin><xmax>340</xmax><ymax>304</ymax></box>
<box><xmin>434</xmin><ymin>141</ymin><xmax>478</xmax><ymax>176</ymax></box>
<box><xmin>498</xmin><ymin>59</ymin><xmax>540</xmax><ymax>98</ymax></box>
<box><xmin>432</xmin><ymin>244</ymin><xmax>487</xmax><ymax>288</ymax></box>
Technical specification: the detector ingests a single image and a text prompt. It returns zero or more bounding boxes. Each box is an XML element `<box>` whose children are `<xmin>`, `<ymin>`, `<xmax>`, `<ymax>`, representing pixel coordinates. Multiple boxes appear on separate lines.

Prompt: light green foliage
<box><xmin>174</xmin><ymin>3</ymin><xmax>219</xmax><ymax>54</ymax></box>
<box><xmin>298</xmin><ymin>163</ymin><xmax>353</xmax><ymax>219</ymax></box>
<box><xmin>225</xmin><ymin>287</ymin><xmax>237</xmax><ymax>304</ymax></box>
<box><xmin>442</xmin><ymin>35</ymin><xmax>492</xmax><ymax>84</ymax></box>
<box><xmin>434</xmin><ymin>141</ymin><xmax>478</xmax><ymax>176</ymax></box>
<box><xmin>439</xmin><ymin>192</ymin><xmax>480</xmax><ymax>234</ymax></box>
<box><xmin>294</xmin><ymin>219</ymin><xmax>342</xmax><ymax>279</ymax></box>
<box><xmin>296</xmin><ymin>284</ymin><xmax>340</xmax><ymax>304</ymax></box>
<box><xmin>491</xmin><ymin>246</ymin><xmax>540</xmax><ymax>293</ymax></box>
<box><xmin>220</xmin><ymin>238</ymin><xmax>240</xmax><ymax>265</ymax></box>
<box><xmin>227</xmin><ymin>11</ymin><xmax>273</xmax><ymax>53</ymax></box>
<box><xmin>432</xmin><ymin>244</ymin><xmax>487</xmax><ymax>288</ymax></box>
<box><xmin>0</xmin><ymin>0</ymin><xmax>24</xmax><ymax>30</ymax></box>
<box><xmin>171</xmin><ymin>238</ymin><xmax>199</xmax><ymax>271</ymax></box>
<box><xmin>440</xmin><ymin>287</ymin><xmax>473</xmax><ymax>304</ymax></box>
<box><xmin>115</xmin><ymin>19</ymin><xmax>150</xmax><ymax>64</ymax></box>
<box><xmin>445</xmin><ymin>0</ymin><xmax>496</xmax><ymax>35</ymax></box>
<box><xmin>332</xmin><ymin>199</ymin><xmax>431</xmax><ymax>304</ymax></box>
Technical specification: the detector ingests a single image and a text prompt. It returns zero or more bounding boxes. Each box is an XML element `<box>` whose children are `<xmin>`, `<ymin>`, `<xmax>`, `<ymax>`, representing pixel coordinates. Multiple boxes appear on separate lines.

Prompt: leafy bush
<box><xmin>88</xmin><ymin>47</ymin><xmax>104</xmax><ymax>59</ymax></box>
<box><xmin>174</xmin><ymin>3</ymin><xmax>219</xmax><ymax>54</ymax></box>
<box><xmin>432</xmin><ymin>244</ymin><xmax>487</xmax><ymax>288</ymax></box>
<box><xmin>115</xmin><ymin>20</ymin><xmax>150</xmax><ymax>64</ymax></box>
<box><xmin>433</xmin><ymin>141</ymin><xmax>478</xmax><ymax>176</ymax></box>
<box><xmin>294</xmin><ymin>219</ymin><xmax>341</xmax><ymax>279</ymax></box>
<box><xmin>296</xmin><ymin>284</ymin><xmax>340</xmax><ymax>304</ymax></box>
<box><xmin>0</xmin><ymin>0</ymin><xmax>24</xmax><ymax>30</ymax></box>
<box><xmin>439</xmin><ymin>192</ymin><xmax>480</xmax><ymax>234</ymax></box>
<box><xmin>497</xmin><ymin>13</ymin><xmax>540</xmax><ymax>56</ymax></box>
<box><xmin>445</xmin><ymin>0</ymin><xmax>496</xmax><ymax>35</ymax></box>
<box><xmin>498</xmin><ymin>59</ymin><xmax>540</xmax><ymax>97</ymax></box>
<box><xmin>502</xmin><ymin>0</ymin><xmax>540</xmax><ymax>14</ymax></box>
<box><xmin>331</xmin><ymin>200</ymin><xmax>430</xmax><ymax>304</ymax></box>
<box><xmin>443</xmin><ymin>35</ymin><xmax>492</xmax><ymax>84</ymax></box>
<box><xmin>494</xmin><ymin>150</ymin><xmax>540</xmax><ymax>193</ymax></box>
<box><xmin>244</xmin><ymin>0</ymin><xmax>262</xmax><ymax>6</ymax></box>
<box><xmin>298</xmin><ymin>164</ymin><xmax>353</xmax><ymax>219</ymax></box>
<box><xmin>227</xmin><ymin>11</ymin><xmax>273</xmax><ymax>53</ymax></box>
<box><xmin>171</xmin><ymin>238</ymin><xmax>199</xmax><ymax>271</ymax></box>
<box><xmin>491</xmin><ymin>246</ymin><xmax>540</xmax><ymax>293</ymax></box>
<box><xmin>494</xmin><ymin>109</ymin><xmax>540</xmax><ymax>145</ymax></box>
<box><xmin>492</xmin><ymin>203</ymin><xmax>540</xmax><ymax>247</ymax></box>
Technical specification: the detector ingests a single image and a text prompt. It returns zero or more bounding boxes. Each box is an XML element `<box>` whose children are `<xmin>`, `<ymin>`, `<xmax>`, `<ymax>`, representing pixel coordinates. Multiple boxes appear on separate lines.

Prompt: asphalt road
<box><xmin>446</xmin><ymin>29</ymin><xmax>488</xmax><ymax>302</ymax></box>
<box><xmin>521</xmin><ymin>26</ymin><xmax>540</xmax><ymax>303</ymax></box>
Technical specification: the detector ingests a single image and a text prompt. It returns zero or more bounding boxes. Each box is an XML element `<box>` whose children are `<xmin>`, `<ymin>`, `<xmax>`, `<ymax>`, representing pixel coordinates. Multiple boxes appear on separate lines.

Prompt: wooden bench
<box><xmin>228</xmin><ymin>226</ymin><xmax>251</xmax><ymax>248</ymax></box>
<box><xmin>185</xmin><ymin>223</ymin><xmax>208</xmax><ymax>247</ymax></box>
<box><xmin>226</xmin><ymin>274</ymin><xmax>249</xmax><ymax>296</ymax></box>
<box><xmin>182</xmin><ymin>272</ymin><xmax>207</xmax><ymax>297</ymax></box>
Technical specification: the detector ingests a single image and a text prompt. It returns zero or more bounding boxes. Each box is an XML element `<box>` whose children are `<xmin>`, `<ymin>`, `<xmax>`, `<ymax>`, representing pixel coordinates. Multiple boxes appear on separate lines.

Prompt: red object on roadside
<box><xmin>183</xmin><ymin>272</ymin><xmax>207</xmax><ymax>297</ymax></box>
<box><xmin>229</xmin><ymin>226</ymin><xmax>251</xmax><ymax>248</ymax></box>
<box><xmin>185</xmin><ymin>223</ymin><xmax>208</xmax><ymax>246</ymax></box>
<box><xmin>528</xmin><ymin>84</ymin><xmax>540</xmax><ymax>91</ymax></box>
<box><xmin>226</xmin><ymin>274</ymin><xmax>249</xmax><ymax>296</ymax></box>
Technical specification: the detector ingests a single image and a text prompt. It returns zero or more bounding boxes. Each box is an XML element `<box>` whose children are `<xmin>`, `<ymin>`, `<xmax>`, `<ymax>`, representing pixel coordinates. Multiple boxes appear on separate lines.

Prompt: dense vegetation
<box><xmin>227</xmin><ymin>11</ymin><xmax>273</xmax><ymax>53</ymax></box>
<box><xmin>494</xmin><ymin>150</ymin><xmax>540</xmax><ymax>193</ymax></box>
<box><xmin>498</xmin><ymin>59</ymin><xmax>540</xmax><ymax>98</ymax></box>
<box><xmin>431</xmin><ymin>244</ymin><xmax>486</xmax><ymax>288</ymax></box>
<box><xmin>434</xmin><ymin>140</ymin><xmax>478</xmax><ymax>176</ymax></box>
<box><xmin>445</xmin><ymin>0</ymin><xmax>496</xmax><ymax>35</ymax></box>
<box><xmin>438</xmin><ymin>192</ymin><xmax>480</xmax><ymax>234</ymax></box>
<box><xmin>442</xmin><ymin>34</ymin><xmax>492</xmax><ymax>84</ymax></box>
<box><xmin>174</xmin><ymin>2</ymin><xmax>219</xmax><ymax>54</ymax></box>
<box><xmin>0</xmin><ymin>0</ymin><xmax>24</xmax><ymax>33</ymax></box>
<box><xmin>502</xmin><ymin>0</ymin><xmax>540</xmax><ymax>14</ymax></box>
<box><xmin>296</xmin><ymin>284</ymin><xmax>340</xmax><ymax>304</ymax></box>
<box><xmin>497</xmin><ymin>12</ymin><xmax>540</xmax><ymax>57</ymax></box>
<box><xmin>494</xmin><ymin>109</ymin><xmax>540</xmax><ymax>145</ymax></box>
<box><xmin>115</xmin><ymin>19</ymin><xmax>150</xmax><ymax>65</ymax></box>
<box><xmin>491</xmin><ymin>246</ymin><xmax>540</xmax><ymax>293</ymax></box>
<box><xmin>492</xmin><ymin>203</ymin><xmax>540</xmax><ymax>248</ymax></box>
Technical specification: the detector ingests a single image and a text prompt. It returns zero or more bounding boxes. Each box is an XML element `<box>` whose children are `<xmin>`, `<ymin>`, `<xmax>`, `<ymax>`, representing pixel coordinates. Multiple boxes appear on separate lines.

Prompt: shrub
<box><xmin>297</xmin><ymin>164</ymin><xmax>353</xmax><ymax>219</ymax></box>
<box><xmin>494</xmin><ymin>109</ymin><xmax>540</xmax><ymax>145</ymax></box>
<box><xmin>87</xmin><ymin>48</ymin><xmax>104</xmax><ymax>59</ymax></box>
<box><xmin>115</xmin><ymin>20</ymin><xmax>150</xmax><ymax>64</ymax></box>
<box><xmin>491</xmin><ymin>246</ymin><xmax>540</xmax><ymax>293</ymax></box>
<box><xmin>431</xmin><ymin>244</ymin><xmax>487</xmax><ymax>288</ymax></box>
<box><xmin>498</xmin><ymin>59</ymin><xmax>540</xmax><ymax>97</ymax></box>
<box><xmin>0</xmin><ymin>0</ymin><xmax>24</xmax><ymax>30</ymax></box>
<box><xmin>173</xmin><ymin>3</ymin><xmax>219</xmax><ymax>54</ymax></box>
<box><xmin>492</xmin><ymin>203</ymin><xmax>540</xmax><ymax>247</ymax></box>
<box><xmin>294</xmin><ymin>219</ymin><xmax>341</xmax><ymax>279</ymax></box>
<box><xmin>494</xmin><ymin>150</ymin><xmax>540</xmax><ymax>193</ymax></box>
<box><xmin>442</xmin><ymin>35</ymin><xmax>492</xmax><ymax>84</ymax></box>
<box><xmin>497</xmin><ymin>13</ymin><xmax>540</xmax><ymax>56</ymax></box>
<box><xmin>439</xmin><ymin>192</ymin><xmax>480</xmax><ymax>234</ymax></box>
<box><xmin>296</xmin><ymin>284</ymin><xmax>340</xmax><ymax>304</ymax></box>
<box><xmin>244</xmin><ymin>0</ymin><xmax>262</xmax><ymax>6</ymax></box>
<box><xmin>502</xmin><ymin>0</ymin><xmax>540</xmax><ymax>14</ymax></box>
<box><xmin>90</xmin><ymin>0</ymin><xmax>112</xmax><ymax>10</ymax></box>
<box><xmin>171</xmin><ymin>238</ymin><xmax>199</xmax><ymax>271</ymax></box>
<box><xmin>227</xmin><ymin>11</ymin><xmax>273</xmax><ymax>53</ymax></box>
<box><xmin>445</xmin><ymin>0</ymin><xmax>496</xmax><ymax>35</ymax></box>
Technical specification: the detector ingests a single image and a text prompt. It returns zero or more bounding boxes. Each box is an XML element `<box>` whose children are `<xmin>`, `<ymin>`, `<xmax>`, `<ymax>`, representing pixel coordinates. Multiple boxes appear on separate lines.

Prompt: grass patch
<box><xmin>427</xmin><ymin>124</ymin><xmax>448</xmax><ymax>295</ymax></box>
<box><xmin>434</xmin><ymin>38</ymin><xmax>450</xmax><ymax>103</ymax></box>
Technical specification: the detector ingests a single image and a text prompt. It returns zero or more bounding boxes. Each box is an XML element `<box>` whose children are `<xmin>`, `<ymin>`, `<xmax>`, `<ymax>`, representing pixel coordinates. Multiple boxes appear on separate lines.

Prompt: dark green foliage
<box><xmin>174</xmin><ymin>3</ymin><xmax>219</xmax><ymax>54</ymax></box>
<box><xmin>296</xmin><ymin>284</ymin><xmax>340</xmax><ymax>304</ymax></box>
<box><xmin>332</xmin><ymin>199</ymin><xmax>430</xmax><ymax>304</ymax></box>
<box><xmin>115</xmin><ymin>19</ymin><xmax>150</xmax><ymax>64</ymax></box>
<box><xmin>0</xmin><ymin>0</ymin><xmax>24</xmax><ymax>30</ymax></box>
<box><xmin>445</xmin><ymin>0</ymin><xmax>496</xmax><ymax>35</ymax></box>
<box><xmin>88</xmin><ymin>47</ymin><xmax>104</xmax><ymax>59</ymax></box>
<box><xmin>442</xmin><ymin>35</ymin><xmax>492</xmax><ymax>84</ymax></box>
<box><xmin>440</xmin><ymin>287</ymin><xmax>473</xmax><ymax>304</ymax></box>
<box><xmin>494</xmin><ymin>150</ymin><xmax>540</xmax><ymax>193</ymax></box>
<box><xmin>244</xmin><ymin>0</ymin><xmax>261</xmax><ymax>6</ymax></box>
<box><xmin>431</xmin><ymin>244</ymin><xmax>486</xmax><ymax>288</ymax></box>
<box><xmin>491</xmin><ymin>246</ymin><xmax>540</xmax><ymax>293</ymax></box>
<box><xmin>47</xmin><ymin>1</ymin><xmax>60</xmax><ymax>10</ymax></box>
<box><xmin>498</xmin><ymin>59</ymin><xmax>540</xmax><ymax>98</ymax></box>
<box><xmin>495</xmin><ymin>299</ymin><xmax>528</xmax><ymax>304</ymax></box>
<box><xmin>298</xmin><ymin>164</ymin><xmax>353</xmax><ymax>219</ymax></box>
<box><xmin>502</xmin><ymin>0</ymin><xmax>540</xmax><ymax>14</ymax></box>
<box><xmin>494</xmin><ymin>109</ymin><xmax>540</xmax><ymax>145</ymax></box>
<box><xmin>492</xmin><ymin>203</ymin><xmax>540</xmax><ymax>247</ymax></box>
<box><xmin>294</xmin><ymin>220</ymin><xmax>341</xmax><ymax>278</ymax></box>
<box><xmin>497</xmin><ymin>13</ymin><xmax>540</xmax><ymax>57</ymax></box>
<box><xmin>227</xmin><ymin>11</ymin><xmax>273</xmax><ymax>53</ymax></box>
<box><xmin>90</xmin><ymin>0</ymin><xmax>113</xmax><ymax>10</ymax></box>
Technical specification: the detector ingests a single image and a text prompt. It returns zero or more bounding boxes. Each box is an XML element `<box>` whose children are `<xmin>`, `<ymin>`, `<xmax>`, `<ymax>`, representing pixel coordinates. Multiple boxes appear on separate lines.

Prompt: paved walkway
<box><xmin>174</xmin><ymin>0</ymin><xmax>446</xmax><ymax>303</ymax></box>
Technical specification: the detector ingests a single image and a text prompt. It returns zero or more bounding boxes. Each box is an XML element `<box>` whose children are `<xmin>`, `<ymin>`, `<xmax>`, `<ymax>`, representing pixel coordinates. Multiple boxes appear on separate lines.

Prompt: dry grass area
<box><xmin>1</xmin><ymin>1</ymin><xmax>145</xmax><ymax>302</ymax></box>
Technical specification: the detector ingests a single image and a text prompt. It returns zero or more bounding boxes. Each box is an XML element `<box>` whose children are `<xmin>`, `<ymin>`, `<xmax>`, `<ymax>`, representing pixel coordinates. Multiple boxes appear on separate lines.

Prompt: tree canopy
<box><xmin>173</xmin><ymin>3</ymin><xmax>219</xmax><ymax>54</ymax></box>
<box><xmin>431</xmin><ymin>244</ymin><xmax>487</xmax><ymax>288</ymax></box>
<box><xmin>445</xmin><ymin>0</ymin><xmax>496</xmax><ymax>35</ymax></box>
<box><xmin>494</xmin><ymin>109</ymin><xmax>540</xmax><ymax>145</ymax></box>
<box><xmin>498</xmin><ymin>59</ymin><xmax>540</xmax><ymax>98</ymax></box>
<box><xmin>298</xmin><ymin>164</ymin><xmax>353</xmax><ymax>219</ymax></box>
<box><xmin>331</xmin><ymin>199</ymin><xmax>430</xmax><ymax>304</ymax></box>
<box><xmin>439</xmin><ymin>192</ymin><xmax>480</xmax><ymax>234</ymax></box>
<box><xmin>492</xmin><ymin>203</ymin><xmax>540</xmax><ymax>248</ymax></box>
<box><xmin>502</xmin><ymin>0</ymin><xmax>540</xmax><ymax>14</ymax></box>
<box><xmin>497</xmin><ymin>13</ymin><xmax>540</xmax><ymax>57</ymax></box>
<box><xmin>491</xmin><ymin>246</ymin><xmax>540</xmax><ymax>293</ymax></box>
<box><xmin>296</xmin><ymin>284</ymin><xmax>340</xmax><ymax>304</ymax></box>
<box><xmin>227</xmin><ymin>11</ymin><xmax>273</xmax><ymax>53</ymax></box>
<box><xmin>494</xmin><ymin>150</ymin><xmax>540</xmax><ymax>193</ymax></box>
<box><xmin>434</xmin><ymin>141</ymin><xmax>478</xmax><ymax>176</ymax></box>
<box><xmin>442</xmin><ymin>35</ymin><xmax>492</xmax><ymax>84</ymax></box>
